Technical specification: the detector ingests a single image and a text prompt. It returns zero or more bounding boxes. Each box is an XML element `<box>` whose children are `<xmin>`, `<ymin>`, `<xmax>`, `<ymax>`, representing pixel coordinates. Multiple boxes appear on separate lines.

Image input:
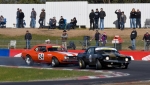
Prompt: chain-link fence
<box><xmin>2</xmin><ymin>40</ymin><xmax>147</xmax><ymax>50</ymax></box>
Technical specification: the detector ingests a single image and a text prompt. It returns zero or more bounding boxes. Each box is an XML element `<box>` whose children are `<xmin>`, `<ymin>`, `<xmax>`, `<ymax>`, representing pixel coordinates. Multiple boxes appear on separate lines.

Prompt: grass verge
<box><xmin>0</xmin><ymin>67</ymin><xmax>97</xmax><ymax>82</ymax></box>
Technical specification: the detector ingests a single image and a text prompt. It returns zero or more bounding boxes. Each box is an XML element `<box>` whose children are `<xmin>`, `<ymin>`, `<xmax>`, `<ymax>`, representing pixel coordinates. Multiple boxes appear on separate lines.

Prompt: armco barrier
<box><xmin>0</xmin><ymin>49</ymin><xmax>150</xmax><ymax>61</ymax></box>
<box><xmin>0</xmin><ymin>49</ymin><xmax>9</xmax><ymax>57</ymax></box>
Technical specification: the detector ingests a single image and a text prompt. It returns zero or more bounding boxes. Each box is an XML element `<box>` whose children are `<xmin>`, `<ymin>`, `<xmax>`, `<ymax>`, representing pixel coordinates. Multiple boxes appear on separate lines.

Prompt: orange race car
<box><xmin>21</xmin><ymin>44</ymin><xmax>78</xmax><ymax>67</ymax></box>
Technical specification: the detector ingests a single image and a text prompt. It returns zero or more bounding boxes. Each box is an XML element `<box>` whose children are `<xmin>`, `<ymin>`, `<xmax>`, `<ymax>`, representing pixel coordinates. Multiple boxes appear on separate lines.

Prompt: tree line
<box><xmin>0</xmin><ymin>0</ymin><xmax>150</xmax><ymax>4</ymax></box>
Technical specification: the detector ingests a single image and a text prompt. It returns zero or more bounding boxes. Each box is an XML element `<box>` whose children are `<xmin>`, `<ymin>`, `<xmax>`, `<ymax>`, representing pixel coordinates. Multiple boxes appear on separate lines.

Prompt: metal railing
<box><xmin>1</xmin><ymin>40</ymin><xmax>146</xmax><ymax>50</ymax></box>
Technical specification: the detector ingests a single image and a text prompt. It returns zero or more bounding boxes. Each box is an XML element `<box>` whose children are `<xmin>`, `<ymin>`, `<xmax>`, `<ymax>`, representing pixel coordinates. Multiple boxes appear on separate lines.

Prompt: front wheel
<box><xmin>96</xmin><ymin>59</ymin><xmax>102</xmax><ymax>70</ymax></box>
<box><xmin>78</xmin><ymin>59</ymin><xmax>86</xmax><ymax>69</ymax></box>
<box><xmin>51</xmin><ymin>57</ymin><xmax>59</xmax><ymax>67</ymax></box>
<box><xmin>25</xmin><ymin>55</ymin><xmax>34</xmax><ymax>66</ymax></box>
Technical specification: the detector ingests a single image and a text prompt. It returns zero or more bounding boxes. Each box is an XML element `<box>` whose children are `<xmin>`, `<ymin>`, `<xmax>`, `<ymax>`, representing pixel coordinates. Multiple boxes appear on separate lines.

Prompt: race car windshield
<box><xmin>97</xmin><ymin>50</ymin><xmax>119</xmax><ymax>54</ymax></box>
<box><xmin>48</xmin><ymin>47</ymin><xmax>65</xmax><ymax>51</ymax></box>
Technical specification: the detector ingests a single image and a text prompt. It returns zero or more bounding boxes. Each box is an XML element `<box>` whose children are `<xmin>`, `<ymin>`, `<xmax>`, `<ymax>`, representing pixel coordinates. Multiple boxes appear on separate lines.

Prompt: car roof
<box><xmin>35</xmin><ymin>44</ymin><xmax>62</xmax><ymax>48</ymax></box>
<box><xmin>95</xmin><ymin>47</ymin><xmax>117</xmax><ymax>51</ymax></box>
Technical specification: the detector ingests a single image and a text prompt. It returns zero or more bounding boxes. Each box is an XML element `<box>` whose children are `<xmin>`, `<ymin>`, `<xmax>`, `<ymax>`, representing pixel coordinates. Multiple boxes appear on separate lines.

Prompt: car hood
<box><xmin>102</xmin><ymin>53</ymin><xmax>127</xmax><ymax>57</ymax></box>
<box><xmin>50</xmin><ymin>51</ymin><xmax>78</xmax><ymax>56</ymax></box>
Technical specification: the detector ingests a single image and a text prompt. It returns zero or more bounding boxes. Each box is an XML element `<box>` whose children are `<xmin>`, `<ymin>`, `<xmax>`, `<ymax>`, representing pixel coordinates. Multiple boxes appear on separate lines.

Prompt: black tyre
<box><xmin>25</xmin><ymin>55</ymin><xmax>34</xmax><ymax>66</ymax></box>
<box><xmin>51</xmin><ymin>57</ymin><xmax>59</xmax><ymax>67</ymax></box>
<box><xmin>78</xmin><ymin>59</ymin><xmax>86</xmax><ymax>69</ymax></box>
<box><xmin>122</xmin><ymin>64</ymin><xmax>128</xmax><ymax>69</ymax></box>
<box><xmin>95</xmin><ymin>59</ymin><xmax>102</xmax><ymax>70</ymax></box>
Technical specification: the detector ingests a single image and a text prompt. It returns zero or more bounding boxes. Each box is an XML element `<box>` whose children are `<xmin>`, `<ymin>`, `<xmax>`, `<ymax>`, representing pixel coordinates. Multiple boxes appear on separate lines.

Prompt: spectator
<box><xmin>59</xmin><ymin>16</ymin><xmax>65</xmax><ymax>30</ymax></box>
<box><xmin>130</xmin><ymin>28</ymin><xmax>137</xmax><ymax>50</ymax></box>
<box><xmin>90</xmin><ymin>30</ymin><xmax>101</xmax><ymax>46</ymax></box>
<box><xmin>120</xmin><ymin>11</ymin><xmax>126</xmax><ymax>30</ymax></box>
<box><xmin>142</xmin><ymin>31</ymin><xmax>150</xmax><ymax>51</ymax></box>
<box><xmin>94</xmin><ymin>9</ymin><xmax>100</xmax><ymax>29</ymax></box>
<box><xmin>16</xmin><ymin>8</ymin><xmax>20</xmax><ymax>28</ymax></box>
<box><xmin>99</xmin><ymin>8</ymin><xmax>106</xmax><ymax>30</ymax></box>
<box><xmin>39</xmin><ymin>8</ymin><xmax>45</xmax><ymax>28</ymax></box>
<box><xmin>89</xmin><ymin>9</ymin><xmax>95</xmax><ymax>30</ymax></box>
<box><xmin>136</xmin><ymin>9</ymin><xmax>141</xmax><ymax>28</ymax></box>
<box><xmin>19</xmin><ymin>9</ymin><xmax>25</xmax><ymax>28</ymax></box>
<box><xmin>66</xmin><ymin>19</ymin><xmax>74</xmax><ymax>31</ymax></box>
<box><xmin>61</xmin><ymin>30</ymin><xmax>68</xmax><ymax>51</ymax></box>
<box><xmin>30</xmin><ymin>8</ymin><xmax>36</xmax><ymax>28</ymax></box>
<box><xmin>73</xmin><ymin>17</ymin><xmax>77</xmax><ymax>29</ymax></box>
<box><xmin>0</xmin><ymin>15</ymin><xmax>4</xmax><ymax>25</ymax></box>
<box><xmin>130</xmin><ymin>8</ymin><xmax>136</xmax><ymax>29</ymax></box>
<box><xmin>25</xmin><ymin>30</ymin><xmax>32</xmax><ymax>49</ymax></box>
<box><xmin>101</xmin><ymin>32</ymin><xmax>107</xmax><ymax>46</ymax></box>
<box><xmin>49</xmin><ymin>17</ymin><xmax>57</xmax><ymax>30</ymax></box>
<box><xmin>115</xmin><ymin>9</ymin><xmax>122</xmax><ymax>29</ymax></box>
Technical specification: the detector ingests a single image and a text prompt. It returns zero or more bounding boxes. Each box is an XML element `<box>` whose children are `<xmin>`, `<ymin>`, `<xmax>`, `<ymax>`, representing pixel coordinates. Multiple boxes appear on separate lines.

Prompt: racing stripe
<box><xmin>57</xmin><ymin>52</ymin><xmax>73</xmax><ymax>56</ymax></box>
<box><xmin>67</xmin><ymin>52</ymin><xmax>78</xmax><ymax>56</ymax></box>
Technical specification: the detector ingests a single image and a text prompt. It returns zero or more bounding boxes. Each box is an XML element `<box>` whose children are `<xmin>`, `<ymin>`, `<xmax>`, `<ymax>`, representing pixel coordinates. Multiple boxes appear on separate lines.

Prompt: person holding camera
<box><xmin>142</xmin><ymin>31</ymin><xmax>150</xmax><ymax>51</ymax></box>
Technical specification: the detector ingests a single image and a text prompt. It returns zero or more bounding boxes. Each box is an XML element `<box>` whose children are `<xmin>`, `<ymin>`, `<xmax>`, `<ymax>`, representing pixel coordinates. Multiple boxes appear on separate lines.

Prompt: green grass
<box><xmin>0</xmin><ymin>34</ymin><xmax>145</xmax><ymax>50</ymax></box>
<box><xmin>0</xmin><ymin>67</ymin><xmax>97</xmax><ymax>81</ymax></box>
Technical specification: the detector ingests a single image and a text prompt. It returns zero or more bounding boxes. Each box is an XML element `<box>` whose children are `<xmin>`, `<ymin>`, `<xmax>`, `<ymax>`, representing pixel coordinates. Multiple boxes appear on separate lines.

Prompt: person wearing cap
<box><xmin>30</xmin><ymin>8</ymin><xmax>36</xmax><ymax>28</ymax></box>
<box><xmin>142</xmin><ymin>31</ymin><xmax>150</xmax><ymax>50</ymax></box>
<box><xmin>99</xmin><ymin>8</ymin><xmax>106</xmax><ymax>30</ymax></box>
<box><xmin>90</xmin><ymin>30</ymin><xmax>101</xmax><ymax>46</ymax></box>
<box><xmin>130</xmin><ymin>28</ymin><xmax>137</xmax><ymax>50</ymax></box>
<box><xmin>89</xmin><ymin>9</ymin><xmax>95</xmax><ymax>30</ymax></box>
<box><xmin>39</xmin><ymin>8</ymin><xmax>45</xmax><ymax>28</ymax></box>
<box><xmin>25</xmin><ymin>30</ymin><xmax>32</xmax><ymax>49</ymax></box>
<box><xmin>61</xmin><ymin>30</ymin><xmax>68</xmax><ymax>51</ymax></box>
<box><xmin>59</xmin><ymin>16</ymin><xmax>65</xmax><ymax>30</ymax></box>
<box><xmin>101</xmin><ymin>32</ymin><xmax>107</xmax><ymax>46</ymax></box>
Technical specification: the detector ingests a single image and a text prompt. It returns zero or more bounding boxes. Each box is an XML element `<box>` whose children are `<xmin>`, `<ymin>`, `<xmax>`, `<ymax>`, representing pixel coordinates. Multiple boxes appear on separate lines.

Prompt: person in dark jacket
<box><xmin>30</xmin><ymin>8</ymin><xmax>36</xmax><ymax>28</ymax></box>
<box><xmin>142</xmin><ymin>31</ymin><xmax>150</xmax><ymax>50</ymax></box>
<box><xmin>94</xmin><ymin>9</ymin><xmax>100</xmax><ymax>29</ymax></box>
<box><xmin>120</xmin><ymin>12</ymin><xmax>126</xmax><ymax>30</ymax></box>
<box><xmin>25</xmin><ymin>30</ymin><xmax>32</xmax><ymax>49</ymax></box>
<box><xmin>90</xmin><ymin>30</ymin><xmax>101</xmax><ymax>46</ymax></box>
<box><xmin>99</xmin><ymin>8</ymin><xmax>106</xmax><ymax>30</ymax></box>
<box><xmin>19</xmin><ymin>9</ymin><xmax>25</xmax><ymax>28</ymax></box>
<box><xmin>130</xmin><ymin>8</ymin><xmax>136</xmax><ymax>29</ymax></box>
<box><xmin>66</xmin><ymin>19</ymin><xmax>74</xmax><ymax>31</ymax></box>
<box><xmin>39</xmin><ymin>8</ymin><xmax>45</xmax><ymax>28</ymax></box>
<box><xmin>115</xmin><ymin>9</ymin><xmax>122</xmax><ymax>29</ymax></box>
<box><xmin>130</xmin><ymin>28</ymin><xmax>137</xmax><ymax>50</ymax></box>
<box><xmin>16</xmin><ymin>8</ymin><xmax>20</xmax><ymax>28</ymax></box>
<box><xmin>49</xmin><ymin>17</ymin><xmax>56</xmax><ymax>30</ymax></box>
<box><xmin>136</xmin><ymin>9</ymin><xmax>141</xmax><ymax>28</ymax></box>
<box><xmin>72</xmin><ymin>17</ymin><xmax>77</xmax><ymax>29</ymax></box>
<box><xmin>59</xmin><ymin>16</ymin><xmax>65</xmax><ymax>30</ymax></box>
<box><xmin>89</xmin><ymin>9</ymin><xmax>95</xmax><ymax>30</ymax></box>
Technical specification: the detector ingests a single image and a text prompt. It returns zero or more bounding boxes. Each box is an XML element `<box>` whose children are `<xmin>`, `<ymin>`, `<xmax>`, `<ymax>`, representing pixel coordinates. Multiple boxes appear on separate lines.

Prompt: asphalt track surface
<box><xmin>0</xmin><ymin>57</ymin><xmax>150</xmax><ymax>85</ymax></box>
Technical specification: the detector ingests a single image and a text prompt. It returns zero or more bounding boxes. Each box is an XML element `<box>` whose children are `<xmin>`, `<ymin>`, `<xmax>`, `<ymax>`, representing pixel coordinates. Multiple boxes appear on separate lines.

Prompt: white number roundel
<box><xmin>38</xmin><ymin>53</ymin><xmax>44</xmax><ymax>60</ymax></box>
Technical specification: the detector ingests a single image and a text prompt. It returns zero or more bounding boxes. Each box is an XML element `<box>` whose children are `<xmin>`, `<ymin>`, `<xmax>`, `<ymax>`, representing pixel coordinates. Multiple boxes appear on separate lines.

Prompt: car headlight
<box><xmin>106</xmin><ymin>57</ymin><xmax>109</xmax><ymax>60</ymax></box>
<box><xmin>64</xmin><ymin>56</ymin><xmax>69</xmax><ymax>59</ymax></box>
<box><xmin>125</xmin><ymin>58</ymin><xmax>128</xmax><ymax>61</ymax></box>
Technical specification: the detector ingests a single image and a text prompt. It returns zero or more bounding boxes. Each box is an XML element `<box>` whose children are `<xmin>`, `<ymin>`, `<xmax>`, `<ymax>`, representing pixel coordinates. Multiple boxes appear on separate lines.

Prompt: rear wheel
<box><xmin>78</xmin><ymin>59</ymin><xmax>86</xmax><ymax>69</ymax></box>
<box><xmin>96</xmin><ymin>59</ymin><xmax>102</xmax><ymax>70</ymax></box>
<box><xmin>51</xmin><ymin>57</ymin><xmax>59</xmax><ymax>67</ymax></box>
<box><xmin>25</xmin><ymin>55</ymin><xmax>34</xmax><ymax>66</ymax></box>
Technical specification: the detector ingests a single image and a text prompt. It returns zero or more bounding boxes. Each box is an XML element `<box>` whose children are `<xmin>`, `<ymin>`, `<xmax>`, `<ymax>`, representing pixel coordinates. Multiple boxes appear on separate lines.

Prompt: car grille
<box><xmin>109</xmin><ymin>57</ymin><xmax>125</xmax><ymax>61</ymax></box>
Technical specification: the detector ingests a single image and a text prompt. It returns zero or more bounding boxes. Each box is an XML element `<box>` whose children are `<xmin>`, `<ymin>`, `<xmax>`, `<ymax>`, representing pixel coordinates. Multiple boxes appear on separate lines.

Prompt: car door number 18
<box><xmin>38</xmin><ymin>53</ymin><xmax>44</xmax><ymax>60</ymax></box>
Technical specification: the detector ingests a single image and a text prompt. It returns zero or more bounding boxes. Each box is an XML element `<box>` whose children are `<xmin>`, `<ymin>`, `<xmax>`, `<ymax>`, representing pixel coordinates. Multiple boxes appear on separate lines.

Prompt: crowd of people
<box><xmin>89</xmin><ymin>8</ymin><xmax>141</xmax><ymax>30</ymax></box>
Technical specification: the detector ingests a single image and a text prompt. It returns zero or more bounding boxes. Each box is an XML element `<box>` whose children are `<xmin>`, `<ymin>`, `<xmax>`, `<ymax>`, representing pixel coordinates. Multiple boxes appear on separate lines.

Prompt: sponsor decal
<box><xmin>38</xmin><ymin>53</ymin><xmax>44</xmax><ymax>60</ymax></box>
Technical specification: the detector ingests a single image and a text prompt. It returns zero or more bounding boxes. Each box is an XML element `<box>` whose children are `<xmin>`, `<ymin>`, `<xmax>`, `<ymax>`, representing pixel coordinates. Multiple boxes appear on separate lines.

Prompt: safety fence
<box><xmin>0</xmin><ymin>40</ymin><xmax>147</xmax><ymax>50</ymax></box>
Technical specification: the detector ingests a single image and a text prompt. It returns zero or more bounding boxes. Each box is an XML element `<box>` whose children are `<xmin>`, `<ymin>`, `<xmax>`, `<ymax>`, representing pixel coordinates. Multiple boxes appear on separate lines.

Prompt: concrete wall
<box><xmin>1</xmin><ymin>2</ymin><xmax>150</xmax><ymax>28</ymax></box>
